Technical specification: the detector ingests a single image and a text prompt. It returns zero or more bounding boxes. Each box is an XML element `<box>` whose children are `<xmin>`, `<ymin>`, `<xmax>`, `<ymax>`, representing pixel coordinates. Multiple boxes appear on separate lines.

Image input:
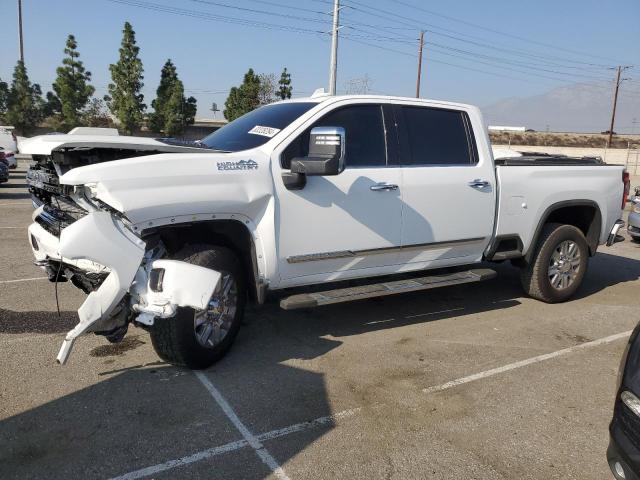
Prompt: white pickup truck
<box><xmin>23</xmin><ymin>94</ymin><xmax>629</xmax><ymax>368</ymax></box>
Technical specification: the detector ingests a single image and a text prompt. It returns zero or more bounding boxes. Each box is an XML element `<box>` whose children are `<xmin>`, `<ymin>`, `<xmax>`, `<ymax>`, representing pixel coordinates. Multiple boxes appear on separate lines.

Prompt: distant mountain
<box><xmin>482</xmin><ymin>82</ymin><xmax>640</xmax><ymax>133</ymax></box>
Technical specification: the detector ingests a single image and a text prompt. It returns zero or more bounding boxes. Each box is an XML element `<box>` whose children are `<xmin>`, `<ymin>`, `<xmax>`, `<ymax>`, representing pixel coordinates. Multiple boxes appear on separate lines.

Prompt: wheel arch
<box><xmin>142</xmin><ymin>218</ymin><xmax>266</xmax><ymax>304</ymax></box>
<box><xmin>525</xmin><ymin>200</ymin><xmax>602</xmax><ymax>263</ymax></box>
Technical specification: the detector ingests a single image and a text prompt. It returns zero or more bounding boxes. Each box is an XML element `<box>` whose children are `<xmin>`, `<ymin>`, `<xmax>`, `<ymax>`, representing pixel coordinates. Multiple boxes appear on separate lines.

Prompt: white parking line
<box><xmin>0</xmin><ymin>226</ymin><xmax>24</xmax><ymax>229</ymax></box>
<box><xmin>194</xmin><ymin>371</ymin><xmax>291</xmax><ymax>480</ymax></box>
<box><xmin>0</xmin><ymin>276</ymin><xmax>48</xmax><ymax>284</ymax></box>
<box><xmin>110</xmin><ymin>330</ymin><xmax>630</xmax><ymax>480</ymax></box>
<box><xmin>0</xmin><ymin>202</ymin><xmax>31</xmax><ymax>207</ymax></box>
<box><xmin>109</xmin><ymin>406</ymin><xmax>361</xmax><ymax>480</ymax></box>
<box><xmin>109</xmin><ymin>439</ymin><xmax>250</xmax><ymax>480</ymax></box>
<box><xmin>423</xmin><ymin>330</ymin><xmax>632</xmax><ymax>394</ymax></box>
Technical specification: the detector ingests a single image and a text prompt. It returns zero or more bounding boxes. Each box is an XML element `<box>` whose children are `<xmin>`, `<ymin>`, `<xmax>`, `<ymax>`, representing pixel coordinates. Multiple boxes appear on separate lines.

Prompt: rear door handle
<box><xmin>468</xmin><ymin>179</ymin><xmax>490</xmax><ymax>188</ymax></box>
<box><xmin>370</xmin><ymin>183</ymin><xmax>399</xmax><ymax>192</ymax></box>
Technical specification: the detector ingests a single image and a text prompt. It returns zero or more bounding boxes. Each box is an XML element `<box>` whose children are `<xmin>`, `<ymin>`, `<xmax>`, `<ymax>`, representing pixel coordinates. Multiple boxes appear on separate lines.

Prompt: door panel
<box><xmin>275</xmin><ymin>168</ymin><xmax>403</xmax><ymax>279</ymax></box>
<box><xmin>395</xmin><ymin>105</ymin><xmax>495</xmax><ymax>266</ymax></box>
<box><xmin>273</xmin><ymin>103</ymin><xmax>404</xmax><ymax>281</ymax></box>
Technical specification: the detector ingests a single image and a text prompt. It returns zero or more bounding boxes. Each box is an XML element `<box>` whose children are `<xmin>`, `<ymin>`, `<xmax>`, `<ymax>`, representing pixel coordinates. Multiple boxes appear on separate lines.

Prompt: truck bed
<box><xmin>494</xmin><ymin>160</ymin><xmax>624</xmax><ymax>257</ymax></box>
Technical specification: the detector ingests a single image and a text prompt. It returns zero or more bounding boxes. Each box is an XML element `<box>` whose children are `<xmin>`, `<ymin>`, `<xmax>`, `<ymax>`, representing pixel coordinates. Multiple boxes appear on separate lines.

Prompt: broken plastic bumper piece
<box><xmin>131</xmin><ymin>259</ymin><xmax>221</xmax><ymax>326</ymax></box>
<box><xmin>56</xmin><ymin>211</ymin><xmax>145</xmax><ymax>364</ymax></box>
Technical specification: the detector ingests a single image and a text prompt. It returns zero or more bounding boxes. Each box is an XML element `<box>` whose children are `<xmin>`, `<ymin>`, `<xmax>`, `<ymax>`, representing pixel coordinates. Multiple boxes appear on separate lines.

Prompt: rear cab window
<box><xmin>396</xmin><ymin>106</ymin><xmax>478</xmax><ymax>166</ymax></box>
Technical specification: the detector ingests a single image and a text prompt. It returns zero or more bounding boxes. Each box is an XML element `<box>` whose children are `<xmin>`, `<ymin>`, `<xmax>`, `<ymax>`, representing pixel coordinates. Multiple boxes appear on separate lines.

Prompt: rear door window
<box><xmin>399</xmin><ymin>106</ymin><xmax>476</xmax><ymax>166</ymax></box>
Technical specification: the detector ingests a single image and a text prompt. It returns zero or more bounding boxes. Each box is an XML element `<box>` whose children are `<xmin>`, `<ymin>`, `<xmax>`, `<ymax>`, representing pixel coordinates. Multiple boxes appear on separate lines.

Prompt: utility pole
<box><xmin>415</xmin><ymin>30</ymin><xmax>424</xmax><ymax>98</ymax></box>
<box><xmin>17</xmin><ymin>0</ymin><xmax>24</xmax><ymax>63</ymax></box>
<box><xmin>608</xmin><ymin>65</ymin><xmax>631</xmax><ymax>147</ymax></box>
<box><xmin>328</xmin><ymin>0</ymin><xmax>340</xmax><ymax>95</ymax></box>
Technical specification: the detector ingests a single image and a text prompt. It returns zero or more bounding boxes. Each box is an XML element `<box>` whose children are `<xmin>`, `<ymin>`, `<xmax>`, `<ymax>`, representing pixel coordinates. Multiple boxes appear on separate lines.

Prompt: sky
<box><xmin>0</xmin><ymin>0</ymin><xmax>639</xmax><ymax>130</ymax></box>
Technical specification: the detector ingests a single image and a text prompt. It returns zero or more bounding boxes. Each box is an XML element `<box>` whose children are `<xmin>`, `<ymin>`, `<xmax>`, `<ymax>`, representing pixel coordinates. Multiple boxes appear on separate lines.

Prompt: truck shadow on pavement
<box><xmin>1</xmin><ymin>253</ymin><xmax>639</xmax><ymax>479</ymax></box>
<box><xmin>0</xmin><ymin>309</ymin><xmax>77</xmax><ymax>334</ymax></box>
<box><xmin>575</xmin><ymin>251</ymin><xmax>640</xmax><ymax>298</ymax></box>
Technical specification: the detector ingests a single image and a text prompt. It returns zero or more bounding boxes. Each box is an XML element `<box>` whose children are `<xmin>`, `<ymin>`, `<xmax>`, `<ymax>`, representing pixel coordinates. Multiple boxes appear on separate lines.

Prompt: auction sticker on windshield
<box><xmin>248</xmin><ymin>125</ymin><xmax>280</xmax><ymax>137</ymax></box>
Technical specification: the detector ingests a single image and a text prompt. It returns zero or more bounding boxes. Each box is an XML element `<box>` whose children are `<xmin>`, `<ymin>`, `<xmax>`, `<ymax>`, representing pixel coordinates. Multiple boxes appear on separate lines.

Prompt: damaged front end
<box><xmin>28</xmin><ymin>186</ymin><xmax>221</xmax><ymax>365</ymax></box>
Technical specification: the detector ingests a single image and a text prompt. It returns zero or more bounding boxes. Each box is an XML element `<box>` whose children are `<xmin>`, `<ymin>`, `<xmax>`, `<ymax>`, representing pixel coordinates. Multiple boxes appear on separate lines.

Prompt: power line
<box><xmin>186</xmin><ymin>0</ymin><xmax>331</xmax><ymax>25</ymax></box>
<box><xmin>341</xmin><ymin>0</ymin><xmax>615</xmax><ymax>69</ymax></box>
<box><xmin>107</xmin><ymin>0</ymin><xmax>328</xmax><ymax>35</ymax></box>
<box><xmin>341</xmin><ymin>36</ymin><xmax>553</xmax><ymax>87</ymax></box>
<box><xmin>386</xmin><ymin>0</ymin><xmax>627</xmax><ymax>64</ymax></box>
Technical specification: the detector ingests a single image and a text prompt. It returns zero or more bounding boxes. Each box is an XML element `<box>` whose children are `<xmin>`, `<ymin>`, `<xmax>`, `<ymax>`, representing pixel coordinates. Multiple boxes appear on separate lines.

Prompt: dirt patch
<box><xmin>90</xmin><ymin>336</ymin><xmax>145</xmax><ymax>357</ymax></box>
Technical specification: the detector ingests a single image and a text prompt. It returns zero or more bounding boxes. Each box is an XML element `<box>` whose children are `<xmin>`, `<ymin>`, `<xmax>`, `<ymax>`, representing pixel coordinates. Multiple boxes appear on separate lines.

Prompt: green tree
<box><xmin>52</xmin><ymin>34</ymin><xmax>95</xmax><ymax>130</ymax></box>
<box><xmin>5</xmin><ymin>61</ymin><xmax>44</xmax><ymax>135</ymax></box>
<box><xmin>0</xmin><ymin>78</ymin><xmax>8</xmax><ymax>122</ymax></box>
<box><xmin>277</xmin><ymin>67</ymin><xmax>292</xmax><ymax>100</ymax></box>
<box><xmin>163</xmin><ymin>80</ymin><xmax>197</xmax><ymax>137</ymax></box>
<box><xmin>223</xmin><ymin>68</ymin><xmax>261</xmax><ymax>121</ymax></box>
<box><xmin>104</xmin><ymin>22</ymin><xmax>145</xmax><ymax>135</ymax></box>
<box><xmin>42</xmin><ymin>91</ymin><xmax>62</xmax><ymax>119</ymax></box>
<box><xmin>149</xmin><ymin>59</ymin><xmax>197</xmax><ymax>136</ymax></box>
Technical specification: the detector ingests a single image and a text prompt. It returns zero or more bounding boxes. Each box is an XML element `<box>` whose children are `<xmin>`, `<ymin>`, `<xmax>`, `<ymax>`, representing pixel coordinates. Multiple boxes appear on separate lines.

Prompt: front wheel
<box><xmin>520</xmin><ymin>223</ymin><xmax>589</xmax><ymax>303</ymax></box>
<box><xmin>149</xmin><ymin>244</ymin><xmax>246</xmax><ymax>369</ymax></box>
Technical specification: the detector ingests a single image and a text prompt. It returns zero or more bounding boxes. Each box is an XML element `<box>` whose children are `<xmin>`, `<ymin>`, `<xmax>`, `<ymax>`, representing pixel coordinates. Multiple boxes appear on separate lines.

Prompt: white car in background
<box><xmin>0</xmin><ymin>126</ymin><xmax>18</xmax><ymax>168</ymax></box>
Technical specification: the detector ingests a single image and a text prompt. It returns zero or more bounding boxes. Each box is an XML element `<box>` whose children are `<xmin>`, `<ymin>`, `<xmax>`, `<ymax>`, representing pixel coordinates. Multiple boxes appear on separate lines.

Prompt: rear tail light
<box><xmin>623</xmin><ymin>170</ymin><xmax>631</xmax><ymax>209</ymax></box>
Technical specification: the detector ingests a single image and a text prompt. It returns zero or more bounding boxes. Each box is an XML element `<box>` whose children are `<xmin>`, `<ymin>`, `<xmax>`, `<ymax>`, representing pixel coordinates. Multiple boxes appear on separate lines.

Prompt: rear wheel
<box><xmin>149</xmin><ymin>244</ymin><xmax>246</xmax><ymax>369</ymax></box>
<box><xmin>520</xmin><ymin>223</ymin><xmax>589</xmax><ymax>303</ymax></box>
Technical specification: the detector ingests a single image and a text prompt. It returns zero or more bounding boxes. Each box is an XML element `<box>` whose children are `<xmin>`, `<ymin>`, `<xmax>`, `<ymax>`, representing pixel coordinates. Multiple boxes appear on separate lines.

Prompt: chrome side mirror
<box><xmin>290</xmin><ymin>126</ymin><xmax>345</xmax><ymax>176</ymax></box>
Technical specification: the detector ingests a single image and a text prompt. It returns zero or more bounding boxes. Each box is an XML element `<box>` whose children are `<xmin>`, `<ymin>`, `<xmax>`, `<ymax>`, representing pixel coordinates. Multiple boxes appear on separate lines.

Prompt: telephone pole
<box><xmin>415</xmin><ymin>31</ymin><xmax>424</xmax><ymax>98</ymax></box>
<box><xmin>17</xmin><ymin>0</ymin><xmax>24</xmax><ymax>63</ymax></box>
<box><xmin>328</xmin><ymin>0</ymin><xmax>340</xmax><ymax>95</ymax></box>
<box><xmin>608</xmin><ymin>65</ymin><xmax>631</xmax><ymax>147</ymax></box>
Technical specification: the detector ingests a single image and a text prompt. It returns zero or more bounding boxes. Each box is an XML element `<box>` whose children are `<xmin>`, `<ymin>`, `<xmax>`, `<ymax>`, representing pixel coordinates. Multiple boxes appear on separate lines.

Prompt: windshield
<box><xmin>200</xmin><ymin>102</ymin><xmax>316</xmax><ymax>152</ymax></box>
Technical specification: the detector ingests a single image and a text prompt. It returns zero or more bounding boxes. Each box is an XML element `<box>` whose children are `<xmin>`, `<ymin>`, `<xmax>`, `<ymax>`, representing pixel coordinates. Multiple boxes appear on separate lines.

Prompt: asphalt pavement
<box><xmin>1</xmin><ymin>160</ymin><xmax>639</xmax><ymax>479</ymax></box>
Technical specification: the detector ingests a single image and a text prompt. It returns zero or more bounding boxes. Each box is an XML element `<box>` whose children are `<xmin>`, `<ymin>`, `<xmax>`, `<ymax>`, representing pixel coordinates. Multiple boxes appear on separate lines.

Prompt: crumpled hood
<box><xmin>60</xmin><ymin>151</ymin><xmax>274</xmax><ymax>227</ymax></box>
<box><xmin>19</xmin><ymin>133</ymin><xmax>206</xmax><ymax>156</ymax></box>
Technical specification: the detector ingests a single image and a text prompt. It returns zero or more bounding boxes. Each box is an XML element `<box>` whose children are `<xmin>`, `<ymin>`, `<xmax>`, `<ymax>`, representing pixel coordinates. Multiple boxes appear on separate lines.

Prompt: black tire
<box><xmin>149</xmin><ymin>244</ymin><xmax>246</xmax><ymax>369</ymax></box>
<box><xmin>520</xmin><ymin>223</ymin><xmax>589</xmax><ymax>303</ymax></box>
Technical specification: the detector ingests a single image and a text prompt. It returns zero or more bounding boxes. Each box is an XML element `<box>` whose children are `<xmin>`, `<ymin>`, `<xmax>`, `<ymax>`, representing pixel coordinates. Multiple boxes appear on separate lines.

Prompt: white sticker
<box><xmin>248</xmin><ymin>125</ymin><xmax>280</xmax><ymax>137</ymax></box>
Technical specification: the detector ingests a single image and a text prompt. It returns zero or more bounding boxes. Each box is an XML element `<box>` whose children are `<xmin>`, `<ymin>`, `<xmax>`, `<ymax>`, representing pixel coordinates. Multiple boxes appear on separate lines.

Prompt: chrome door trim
<box><xmin>286</xmin><ymin>237</ymin><xmax>485</xmax><ymax>263</ymax></box>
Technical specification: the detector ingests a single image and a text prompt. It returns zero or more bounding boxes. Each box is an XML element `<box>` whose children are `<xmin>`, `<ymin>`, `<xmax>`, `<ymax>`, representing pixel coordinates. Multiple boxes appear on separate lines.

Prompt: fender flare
<box><xmin>525</xmin><ymin>199</ymin><xmax>602</xmax><ymax>263</ymax></box>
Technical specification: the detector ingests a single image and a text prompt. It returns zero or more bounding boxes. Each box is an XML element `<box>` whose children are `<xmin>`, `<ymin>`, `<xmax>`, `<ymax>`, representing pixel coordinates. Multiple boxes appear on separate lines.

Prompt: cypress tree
<box><xmin>277</xmin><ymin>67</ymin><xmax>292</xmax><ymax>100</ymax></box>
<box><xmin>52</xmin><ymin>34</ymin><xmax>95</xmax><ymax>130</ymax></box>
<box><xmin>104</xmin><ymin>22</ymin><xmax>145</xmax><ymax>135</ymax></box>
<box><xmin>224</xmin><ymin>68</ymin><xmax>261</xmax><ymax>121</ymax></box>
<box><xmin>6</xmin><ymin>61</ymin><xmax>43</xmax><ymax>135</ymax></box>
<box><xmin>149</xmin><ymin>59</ymin><xmax>197</xmax><ymax>136</ymax></box>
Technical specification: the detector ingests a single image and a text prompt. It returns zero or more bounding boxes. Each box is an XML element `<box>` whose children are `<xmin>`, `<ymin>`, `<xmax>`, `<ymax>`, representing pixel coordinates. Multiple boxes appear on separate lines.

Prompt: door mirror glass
<box><xmin>290</xmin><ymin>127</ymin><xmax>345</xmax><ymax>176</ymax></box>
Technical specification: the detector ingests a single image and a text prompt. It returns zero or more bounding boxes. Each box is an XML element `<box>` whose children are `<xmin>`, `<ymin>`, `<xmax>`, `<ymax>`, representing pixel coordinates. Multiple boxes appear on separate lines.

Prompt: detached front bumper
<box><xmin>30</xmin><ymin>211</ymin><xmax>146</xmax><ymax>364</ymax></box>
<box><xmin>29</xmin><ymin>210</ymin><xmax>222</xmax><ymax>365</ymax></box>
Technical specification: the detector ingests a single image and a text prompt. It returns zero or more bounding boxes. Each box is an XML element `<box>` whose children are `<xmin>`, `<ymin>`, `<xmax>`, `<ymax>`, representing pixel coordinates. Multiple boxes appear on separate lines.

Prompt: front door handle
<box><xmin>468</xmin><ymin>179</ymin><xmax>490</xmax><ymax>188</ymax></box>
<box><xmin>370</xmin><ymin>183</ymin><xmax>399</xmax><ymax>192</ymax></box>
